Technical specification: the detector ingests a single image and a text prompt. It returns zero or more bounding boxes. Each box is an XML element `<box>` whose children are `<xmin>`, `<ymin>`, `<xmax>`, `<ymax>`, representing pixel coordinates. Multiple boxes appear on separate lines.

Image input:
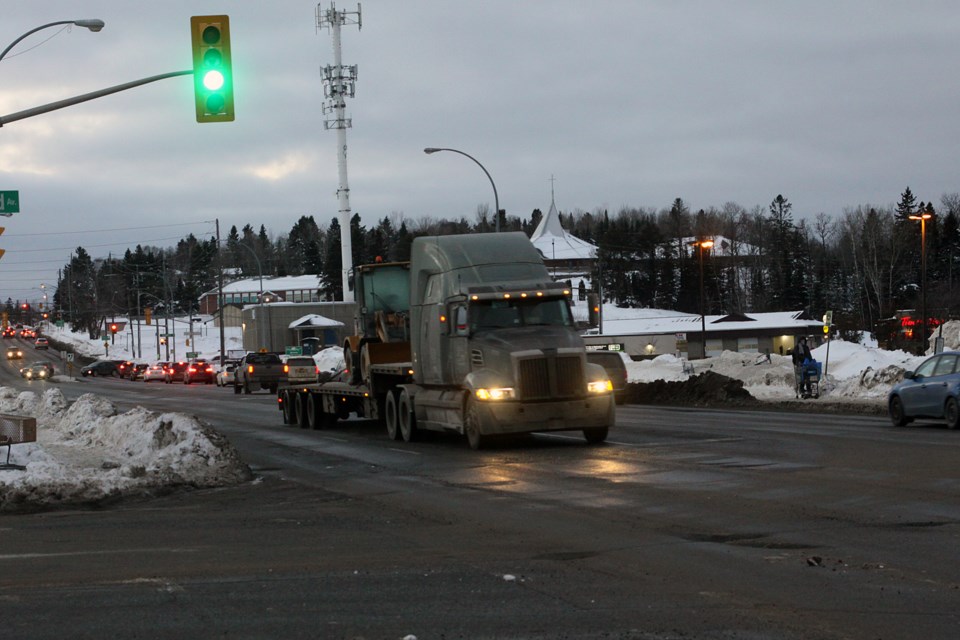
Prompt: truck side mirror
<box><xmin>453</xmin><ymin>306</ymin><xmax>469</xmax><ymax>337</ymax></box>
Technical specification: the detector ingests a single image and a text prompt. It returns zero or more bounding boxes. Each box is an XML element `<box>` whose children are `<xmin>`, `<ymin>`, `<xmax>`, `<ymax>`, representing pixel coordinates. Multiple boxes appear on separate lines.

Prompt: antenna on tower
<box><xmin>317</xmin><ymin>2</ymin><xmax>361</xmax><ymax>303</ymax></box>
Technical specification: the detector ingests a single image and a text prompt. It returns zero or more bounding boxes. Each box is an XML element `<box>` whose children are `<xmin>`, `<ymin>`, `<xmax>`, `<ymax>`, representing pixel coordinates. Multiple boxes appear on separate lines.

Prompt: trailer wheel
<box><xmin>307</xmin><ymin>393</ymin><xmax>324</xmax><ymax>430</ymax></box>
<box><xmin>294</xmin><ymin>392</ymin><xmax>310</xmax><ymax>428</ymax></box>
<box><xmin>384</xmin><ymin>390</ymin><xmax>400</xmax><ymax>440</ymax></box>
<box><xmin>281</xmin><ymin>391</ymin><xmax>295</xmax><ymax>425</ymax></box>
<box><xmin>583</xmin><ymin>427</ymin><xmax>609</xmax><ymax>444</ymax></box>
<box><xmin>398</xmin><ymin>388</ymin><xmax>417</xmax><ymax>442</ymax></box>
<box><xmin>464</xmin><ymin>399</ymin><xmax>488</xmax><ymax>450</ymax></box>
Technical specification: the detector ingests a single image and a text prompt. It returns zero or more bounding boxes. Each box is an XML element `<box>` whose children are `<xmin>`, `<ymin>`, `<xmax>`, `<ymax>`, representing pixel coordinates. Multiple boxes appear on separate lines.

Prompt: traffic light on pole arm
<box><xmin>190</xmin><ymin>15</ymin><xmax>234</xmax><ymax>123</ymax></box>
<box><xmin>110</xmin><ymin>323</ymin><xmax>118</xmax><ymax>335</ymax></box>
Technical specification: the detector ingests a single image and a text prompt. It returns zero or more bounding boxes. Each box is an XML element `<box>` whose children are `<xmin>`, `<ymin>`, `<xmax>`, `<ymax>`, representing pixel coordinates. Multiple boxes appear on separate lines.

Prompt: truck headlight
<box><xmin>475</xmin><ymin>387</ymin><xmax>516</xmax><ymax>401</ymax></box>
<box><xmin>587</xmin><ymin>379</ymin><xmax>613</xmax><ymax>394</ymax></box>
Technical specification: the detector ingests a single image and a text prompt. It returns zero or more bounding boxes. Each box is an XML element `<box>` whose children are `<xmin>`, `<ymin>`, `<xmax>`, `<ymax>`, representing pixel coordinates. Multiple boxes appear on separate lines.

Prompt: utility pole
<box><xmin>318</xmin><ymin>2</ymin><xmax>361</xmax><ymax>303</ymax></box>
<box><xmin>216</xmin><ymin>218</ymin><xmax>225</xmax><ymax>365</ymax></box>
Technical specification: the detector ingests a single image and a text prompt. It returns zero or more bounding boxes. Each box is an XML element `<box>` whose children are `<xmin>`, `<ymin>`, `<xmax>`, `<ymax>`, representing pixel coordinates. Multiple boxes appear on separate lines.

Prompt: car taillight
<box><xmin>248</xmin><ymin>365</ymin><xmax>254</xmax><ymax>374</ymax></box>
<box><xmin>188</xmin><ymin>367</ymin><xmax>197</xmax><ymax>373</ymax></box>
<box><xmin>205</xmin><ymin>367</ymin><xmax>213</xmax><ymax>373</ymax></box>
<box><xmin>283</xmin><ymin>365</ymin><xmax>289</xmax><ymax>373</ymax></box>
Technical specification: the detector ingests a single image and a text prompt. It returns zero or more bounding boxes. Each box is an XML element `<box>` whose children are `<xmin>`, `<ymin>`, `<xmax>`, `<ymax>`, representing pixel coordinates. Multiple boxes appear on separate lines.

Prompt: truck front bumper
<box><xmin>478</xmin><ymin>395</ymin><xmax>615</xmax><ymax>436</ymax></box>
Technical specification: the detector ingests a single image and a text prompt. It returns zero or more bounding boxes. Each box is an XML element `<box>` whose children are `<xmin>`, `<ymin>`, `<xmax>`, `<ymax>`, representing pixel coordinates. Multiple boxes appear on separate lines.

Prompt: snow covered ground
<box><xmin>2</xmin><ymin>315</ymin><xmax>956</xmax><ymax>511</ymax></box>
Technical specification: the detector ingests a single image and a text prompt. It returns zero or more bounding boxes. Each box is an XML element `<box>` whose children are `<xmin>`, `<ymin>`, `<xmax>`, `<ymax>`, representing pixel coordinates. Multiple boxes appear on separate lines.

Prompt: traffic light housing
<box><xmin>587</xmin><ymin>293</ymin><xmax>600</xmax><ymax>327</ymax></box>
<box><xmin>191</xmin><ymin>15</ymin><xmax>234</xmax><ymax>123</ymax></box>
<box><xmin>110</xmin><ymin>323</ymin><xmax>119</xmax><ymax>335</ymax></box>
<box><xmin>144</xmin><ymin>307</ymin><xmax>152</xmax><ymax>325</ymax></box>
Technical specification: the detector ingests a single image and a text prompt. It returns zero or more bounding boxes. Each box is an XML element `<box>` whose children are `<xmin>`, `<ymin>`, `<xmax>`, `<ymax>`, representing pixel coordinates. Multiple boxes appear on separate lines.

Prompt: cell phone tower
<box><xmin>317</xmin><ymin>2</ymin><xmax>361</xmax><ymax>302</ymax></box>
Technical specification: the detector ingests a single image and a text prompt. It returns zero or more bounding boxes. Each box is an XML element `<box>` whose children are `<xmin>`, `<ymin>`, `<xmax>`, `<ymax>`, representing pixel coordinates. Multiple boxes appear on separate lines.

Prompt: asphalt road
<box><xmin>0</xmin><ymin>341</ymin><xmax>957</xmax><ymax>639</ymax></box>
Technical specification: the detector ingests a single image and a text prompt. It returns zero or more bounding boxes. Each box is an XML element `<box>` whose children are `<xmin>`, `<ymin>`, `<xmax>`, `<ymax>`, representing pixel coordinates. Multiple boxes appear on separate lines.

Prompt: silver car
<box><xmin>888</xmin><ymin>351</ymin><xmax>960</xmax><ymax>429</ymax></box>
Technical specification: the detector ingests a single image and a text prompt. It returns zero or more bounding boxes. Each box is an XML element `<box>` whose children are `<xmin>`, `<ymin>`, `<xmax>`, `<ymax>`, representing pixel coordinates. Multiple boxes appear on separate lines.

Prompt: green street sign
<box><xmin>0</xmin><ymin>191</ymin><xmax>19</xmax><ymax>215</ymax></box>
<box><xmin>186</xmin><ymin>351</ymin><xmax>199</xmax><ymax>359</ymax></box>
<box><xmin>285</xmin><ymin>346</ymin><xmax>302</xmax><ymax>356</ymax></box>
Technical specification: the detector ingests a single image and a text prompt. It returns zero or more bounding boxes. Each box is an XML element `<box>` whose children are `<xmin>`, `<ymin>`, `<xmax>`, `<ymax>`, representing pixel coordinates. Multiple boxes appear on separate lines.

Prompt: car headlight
<box><xmin>475</xmin><ymin>387</ymin><xmax>516</xmax><ymax>401</ymax></box>
<box><xmin>587</xmin><ymin>379</ymin><xmax>614</xmax><ymax>394</ymax></box>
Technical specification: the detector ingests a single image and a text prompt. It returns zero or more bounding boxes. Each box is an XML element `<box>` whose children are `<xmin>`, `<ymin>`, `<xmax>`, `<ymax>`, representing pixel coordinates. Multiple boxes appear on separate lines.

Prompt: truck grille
<box><xmin>517</xmin><ymin>354</ymin><xmax>584</xmax><ymax>401</ymax></box>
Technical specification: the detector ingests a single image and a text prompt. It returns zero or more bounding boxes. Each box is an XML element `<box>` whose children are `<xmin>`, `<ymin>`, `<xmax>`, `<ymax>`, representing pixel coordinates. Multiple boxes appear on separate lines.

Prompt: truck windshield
<box><xmin>469</xmin><ymin>297</ymin><xmax>572</xmax><ymax>333</ymax></box>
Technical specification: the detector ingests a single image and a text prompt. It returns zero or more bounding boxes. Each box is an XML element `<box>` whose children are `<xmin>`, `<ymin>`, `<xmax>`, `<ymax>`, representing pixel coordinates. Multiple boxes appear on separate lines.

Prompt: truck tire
<box><xmin>398</xmin><ymin>388</ymin><xmax>417</xmax><ymax>442</ymax></box>
<box><xmin>384</xmin><ymin>390</ymin><xmax>400</xmax><ymax>440</ymax></box>
<box><xmin>294</xmin><ymin>392</ymin><xmax>309</xmax><ymax>428</ymax></box>
<box><xmin>244</xmin><ymin>380</ymin><xmax>252</xmax><ymax>395</ymax></box>
<box><xmin>233</xmin><ymin>380</ymin><xmax>241</xmax><ymax>395</ymax></box>
<box><xmin>464</xmin><ymin>399</ymin><xmax>489</xmax><ymax>450</ymax></box>
<box><xmin>343</xmin><ymin>340</ymin><xmax>362</xmax><ymax>385</ymax></box>
<box><xmin>307</xmin><ymin>393</ymin><xmax>323</xmax><ymax>430</ymax></box>
<box><xmin>583</xmin><ymin>427</ymin><xmax>609</xmax><ymax>444</ymax></box>
<box><xmin>281</xmin><ymin>391</ymin><xmax>295</xmax><ymax>424</ymax></box>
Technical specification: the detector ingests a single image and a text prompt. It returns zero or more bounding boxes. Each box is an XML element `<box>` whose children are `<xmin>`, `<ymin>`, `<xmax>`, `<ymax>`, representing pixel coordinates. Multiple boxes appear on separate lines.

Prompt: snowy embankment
<box><xmin>624</xmin><ymin>334</ymin><xmax>950</xmax><ymax>405</ymax></box>
<box><xmin>0</xmin><ymin>387</ymin><xmax>251</xmax><ymax>511</ymax></box>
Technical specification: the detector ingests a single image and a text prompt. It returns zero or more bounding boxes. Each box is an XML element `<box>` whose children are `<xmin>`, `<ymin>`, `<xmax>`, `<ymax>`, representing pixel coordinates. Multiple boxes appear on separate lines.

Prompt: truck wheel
<box><xmin>281</xmin><ymin>391</ymin><xmax>295</xmax><ymax>424</ymax></box>
<box><xmin>583</xmin><ymin>427</ymin><xmax>609</xmax><ymax>444</ymax></box>
<box><xmin>307</xmin><ymin>394</ymin><xmax>323</xmax><ymax>430</ymax></box>
<box><xmin>244</xmin><ymin>380</ymin><xmax>252</xmax><ymax>395</ymax></box>
<box><xmin>464</xmin><ymin>399</ymin><xmax>488</xmax><ymax>450</ymax></box>
<box><xmin>294</xmin><ymin>393</ymin><xmax>309</xmax><ymax>428</ymax></box>
<box><xmin>384</xmin><ymin>390</ymin><xmax>400</xmax><ymax>440</ymax></box>
<box><xmin>398</xmin><ymin>388</ymin><xmax>417</xmax><ymax>442</ymax></box>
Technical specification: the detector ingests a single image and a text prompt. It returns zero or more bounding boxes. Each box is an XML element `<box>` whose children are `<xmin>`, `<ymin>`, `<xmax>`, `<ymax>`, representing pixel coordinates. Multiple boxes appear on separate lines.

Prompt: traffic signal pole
<box><xmin>0</xmin><ymin>70</ymin><xmax>193</xmax><ymax>127</ymax></box>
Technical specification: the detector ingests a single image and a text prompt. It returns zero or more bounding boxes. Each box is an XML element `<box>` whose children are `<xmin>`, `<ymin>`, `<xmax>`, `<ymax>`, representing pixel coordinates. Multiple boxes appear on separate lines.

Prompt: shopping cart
<box><xmin>795</xmin><ymin>360</ymin><xmax>821</xmax><ymax>399</ymax></box>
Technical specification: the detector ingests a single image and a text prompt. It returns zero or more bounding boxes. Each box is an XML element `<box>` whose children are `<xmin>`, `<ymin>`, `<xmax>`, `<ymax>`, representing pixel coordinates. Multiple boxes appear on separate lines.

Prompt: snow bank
<box><xmin>626</xmin><ymin>339</ymin><xmax>929</xmax><ymax>402</ymax></box>
<box><xmin>0</xmin><ymin>388</ymin><xmax>251</xmax><ymax>511</ymax></box>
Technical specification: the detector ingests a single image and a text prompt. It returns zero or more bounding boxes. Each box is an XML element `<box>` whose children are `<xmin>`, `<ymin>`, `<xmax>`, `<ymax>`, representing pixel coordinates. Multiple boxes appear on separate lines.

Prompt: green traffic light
<box><xmin>203</xmin><ymin>70</ymin><xmax>225</xmax><ymax>91</ymax></box>
<box><xmin>191</xmin><ymin>15</ymin><xmax>234</xmax><ymax>123</ymax></box>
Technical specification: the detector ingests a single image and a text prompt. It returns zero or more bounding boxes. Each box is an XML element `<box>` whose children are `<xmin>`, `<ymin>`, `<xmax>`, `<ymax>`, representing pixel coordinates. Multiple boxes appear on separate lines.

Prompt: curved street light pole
<box><xmin>0</xmin><ymin>19</ymin><xmax>105</xmax><ymax>63</ymax></box>
<box><xmin>909</xmin><ymin>211</ymin><xmax>932</xmax><ymax>354</ymax></box>
<box><xmin>424</xmin><ymin>147</ymin><xmax>500</xmax><ymax>232</ymax></box>
<box><xmin>690</xmin><ymin>239</ymin><xmax>714</xmax><ymax>359</ymax></box>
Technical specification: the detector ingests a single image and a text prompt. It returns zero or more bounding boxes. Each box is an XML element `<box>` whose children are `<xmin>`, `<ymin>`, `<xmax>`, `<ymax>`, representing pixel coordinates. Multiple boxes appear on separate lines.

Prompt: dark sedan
<box><xmin>888</xmin><ymin>351</ymin><xmax>960</xmax><ymax>429</ymax></box>
<box><xmin>184</xmin><ymin>360</ymin><xmax>215</xmax><ymax>385</ymax></box>
<box><xmin>80</xmin><ymin>360</ymin><xmax>120</xmax><ymax>377</ymax></box>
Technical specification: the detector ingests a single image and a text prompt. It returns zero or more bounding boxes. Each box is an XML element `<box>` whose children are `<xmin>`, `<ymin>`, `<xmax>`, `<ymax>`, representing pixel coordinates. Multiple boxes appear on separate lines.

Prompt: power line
<box><xmin>4</xmin><ymin>220</ymin><xmax>213</xmax><ymax>238</ymax></box>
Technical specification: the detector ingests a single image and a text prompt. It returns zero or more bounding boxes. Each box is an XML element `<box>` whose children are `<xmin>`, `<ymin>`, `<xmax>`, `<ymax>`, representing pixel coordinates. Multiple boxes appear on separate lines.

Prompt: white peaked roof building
<box><xmin>529</xmin><ymin>193</ymin><xmax>597</xmax><ymax>263</ymax></box>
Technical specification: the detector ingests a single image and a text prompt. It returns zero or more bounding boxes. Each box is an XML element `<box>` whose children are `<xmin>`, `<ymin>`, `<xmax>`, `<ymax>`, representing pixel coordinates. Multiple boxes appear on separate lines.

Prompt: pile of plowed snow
<box><xmin>0</xmin><ymin>388</ymin><xmax>251</xmax><ymax>511</ymax></box>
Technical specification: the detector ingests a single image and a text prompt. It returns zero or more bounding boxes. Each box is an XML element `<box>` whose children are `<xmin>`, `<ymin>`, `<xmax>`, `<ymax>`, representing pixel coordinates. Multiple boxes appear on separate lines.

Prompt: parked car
<box><xmin>143</xmin><ymin>362</ymin><xmax>168</xmax><ymax>382</ymax></box>
<box><xmin>888</xmin><ymin>351</ymin><xmax>960</xmax><ymax>429</ymax></box>
<box><xmin>80</xmin><ymin>360</ymin><xmax>120</xmax><ymax>377</ymax></box>
<box><xmin>5</xmin><ymin>347</ymin><xmax>23</xmax><ymax>360</ymax></box>
<box><xmin>20</xmin><ymin>362</ymin><xmax>53</xmax><ymax>380</ymax></box>
<box><xmin>164</xmin><ymin>361</ymin><xmax>189</xmax><ymax>383</ymax></box>
<box><xmin>34</xmin><ymin>337</ymin><xmax>49</xmax><ymax>350</ymax></box>
<box><xmin>586</xmin><ymin>350</ymin><xmax>629</xmax><ymax>405</ymax></box>
<box><xmin>215</xmin><ymin>362</ymin><xmax>238</xmax><ymax>387</ymax></box>
<box><xmin>184</xmin><ymin>359</ymin><xmax>215</xmax><ymax>385</ymax></box>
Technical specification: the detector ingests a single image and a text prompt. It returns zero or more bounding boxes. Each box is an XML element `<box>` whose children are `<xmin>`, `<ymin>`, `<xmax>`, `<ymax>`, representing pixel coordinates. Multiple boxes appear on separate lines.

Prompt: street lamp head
<box><xmin>908</xmin><ymin>213</ymin><xmax>932</xmax><ymax>221</ymax></box>
<box><xmin>73</xmin><ymin>19</ymin><xmax>105</xmax><ymax>32</ymax></box>
<box><xmin>423</xmin><ymin>148</ymin><xmax>441</xmax><ymax>154</ymax></box>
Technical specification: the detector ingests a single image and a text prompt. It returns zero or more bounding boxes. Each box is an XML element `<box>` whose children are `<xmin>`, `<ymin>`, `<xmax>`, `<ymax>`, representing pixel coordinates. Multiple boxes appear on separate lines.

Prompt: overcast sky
<box><xmin>1</xmin><ymin>1</ymin><xmax>958</xmax><ymax>303</ymax></box>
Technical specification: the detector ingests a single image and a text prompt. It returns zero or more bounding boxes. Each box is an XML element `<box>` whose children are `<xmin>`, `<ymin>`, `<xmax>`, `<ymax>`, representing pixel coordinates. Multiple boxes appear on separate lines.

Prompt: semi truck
<box><xmin>277</xmin><ymin>231</ymin><xmax>615</xmax><ymax>449</ymax></box>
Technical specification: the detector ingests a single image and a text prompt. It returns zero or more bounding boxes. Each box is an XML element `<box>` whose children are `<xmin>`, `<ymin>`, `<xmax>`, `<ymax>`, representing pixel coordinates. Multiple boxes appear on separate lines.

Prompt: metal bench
<box><xmin>0</xmin><ymin>414</ymin><xmax>37</xmax><ymax>471</ymax></box>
